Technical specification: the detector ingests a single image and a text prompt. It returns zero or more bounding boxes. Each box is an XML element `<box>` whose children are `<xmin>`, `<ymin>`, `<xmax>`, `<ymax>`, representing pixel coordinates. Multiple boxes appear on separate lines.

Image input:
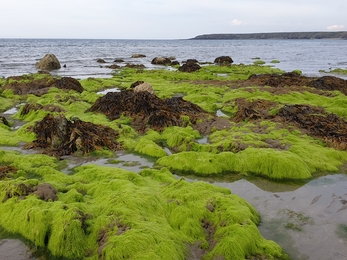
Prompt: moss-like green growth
<box><xmin>0</xmin><ymin>149</ymin><xmax>287</xmax><ymax>259</ymax></box>
<box><xmin>134</xmin><ymin>138</ymin><xmax>167</xmax><ymax>158</ymax></box>
<box><xmin>321</xmin><ymin>68</ymin><xmax>347</xmax><ymax>75</ymax></box>
<box><xmin>271</xmin><ymin>60</ymin><xmax>280</xmax><ymax>63</ymax></box>
<box><xmin>253</xmin><ymin>60</ymin><xmax>266</xmax><ymax>65</ymax></box>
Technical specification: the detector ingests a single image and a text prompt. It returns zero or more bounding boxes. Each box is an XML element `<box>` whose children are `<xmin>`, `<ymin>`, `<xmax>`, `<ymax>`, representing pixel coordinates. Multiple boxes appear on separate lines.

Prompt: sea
<box><xmin>0</xmin><ymin>38</ymin><xmax>347</xmax><ymax>79</ymax></box>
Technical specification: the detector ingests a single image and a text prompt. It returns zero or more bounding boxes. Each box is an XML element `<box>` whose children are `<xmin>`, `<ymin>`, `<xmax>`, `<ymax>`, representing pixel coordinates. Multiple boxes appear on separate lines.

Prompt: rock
<box><xmin>130</xmin><ymin>81</ymin><xmax>145</xmax><ymax>88</ymax></box>
<box><xmin>105</xmin><ymin>64</ymin><xmax>120</xmax><ymax>69</ymax></box>
<box><xmin>171</xmin><ymin>61</ymin><xmax>180</xmax><ymax>66</ymax></box>
<box><xmin>97</xmin><ymin>59</ymin><xmax>106</xmax><ymax>63</ymax></box>
<box><xmin>185</xmin><ymin>59</ymin><xmax>199</xmax><ymax>63</ymax></box>
<box><xmin>125</xmin><ymin>63</ymin><xmax>146</xmax><ymax>69</ymax></box>
<box><xmin>114</xmin><ymin>59</ymin><xmax>124</xmax><ymax>63</ymax></box>
<box><xmin>53</xmin><ymin>77</ymin><xmax>84</xmax><ymax>93</ymax></box>
<box><xmin>178</xmin><ymin>62</ymin><xmax>201</xmax><ymax>72</ymax></box>
<box><xmin>133</xmin><ymin>82</ymin><xmax>155</xmax><ymax>95</ymax></box>
<box><xmin>168</xmin><ymin>56</ymin><xmax>176</xmax><ymax>60</ymax></box>
<box><xmin>35</xmin><ymin>183</ymin><xmax>58</xmax><ymax>201</ymax></box>
<box><xmin>214</xmin><ymin>56</ymin><xmax>233</xmax><ymax>65</ymax></box>
<box><xmin>151</xmin><ymin>57</ymin><xmax>172</xmax><ymax>65</ymax></box>
<box><xmin>35</xmin><ymin>54</ymin><xmax>61</xmax><ymax>70</ymax></box>
<box><xmin>132</xmin><ymin>54</ymin><xmax>146</xmax><ymax>58</ymax></box>
<box><xmin>3</xmin><ymin>74</ymin><xmax>83</xmax><ymax>95</ymax></box>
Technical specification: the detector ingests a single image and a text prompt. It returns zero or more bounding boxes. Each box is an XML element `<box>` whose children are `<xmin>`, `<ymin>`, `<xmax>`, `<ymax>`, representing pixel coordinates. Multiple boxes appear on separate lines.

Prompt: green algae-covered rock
<box><xmin>0</xmin><ymin>149</ymin><xmax>287</xmax><ymax>259</ymax></box>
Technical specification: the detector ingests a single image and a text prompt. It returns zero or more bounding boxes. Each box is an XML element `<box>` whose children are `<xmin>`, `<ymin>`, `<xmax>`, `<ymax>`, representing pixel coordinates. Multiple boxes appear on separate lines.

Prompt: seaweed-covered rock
<box><xmin>0</xmin><ymin>165</ymin><xmax>17</xmax><ymax>180</ymax></box>
<box><xmin>52</xmin><ymin>77</ymin><xmax>84</xmax><ymax>93</ymax></box>
<box><xmin>278</xmin><ymin>104</ymin><xmax>347</xmax><ymax>150</ymax></box>
<box><xmin>86</xmin><ymin>90</ymin><xmax>208</xmax><ymax>131</ymax></box>
<box><xmin>3</xmin><ymin>74</ymin><xmax>84</xmax><ymax>95</ymax></box>
<box><xmin>247</xmin><ymin>73</ymin><xmax>347</xmax><ymax>95</ymax></box>
<box><xmin>27</xmin><ymin>114</ymin><xmax>123</xmax><ymax>156</ymax></box>
<box><xmin>35</xmin><ymin>54</ymin><xmax>61</xmax><ymax>70</ymax></box>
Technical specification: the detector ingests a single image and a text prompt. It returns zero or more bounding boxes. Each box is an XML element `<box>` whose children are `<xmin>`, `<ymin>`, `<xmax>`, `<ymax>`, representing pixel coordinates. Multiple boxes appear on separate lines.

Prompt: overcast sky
<box><xmin>1</xmin><ymin>0</ymin><xmax>346</xmax><ymax>39</ymax></box>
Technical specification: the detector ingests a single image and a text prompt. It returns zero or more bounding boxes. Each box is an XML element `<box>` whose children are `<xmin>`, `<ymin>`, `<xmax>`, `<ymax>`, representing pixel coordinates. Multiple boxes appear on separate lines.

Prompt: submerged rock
<box><xmin>36</xmin><ymin>53</ymin><xmax>61</xmax><ymax>70</ymax></box>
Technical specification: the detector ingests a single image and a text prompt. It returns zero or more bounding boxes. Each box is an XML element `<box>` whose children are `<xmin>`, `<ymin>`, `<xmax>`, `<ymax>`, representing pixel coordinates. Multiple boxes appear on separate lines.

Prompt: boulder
<box><xmin>178</xmin><ymin>62</ymin><xmax>201</xmax><ymax>72</ymax></box>
<box><xmin>97</xmin><ymin>59</ymin><xmax>106</xmax><ymax>63</ymax></box>
<box><xmin>214</xmin><ymin>56</ymin><xmax>233</xmax><ymax>65</ymax></box>
<box><xmin>151</xmin><ymin>57</ymin><xmax>172</xmax><ymax>65</ymax></box>
<box><xmin>35</xmin><ymin>54</ymin><xmax>61</xmax><ymax>70</ymax></box>
<box><xmin>133</xmin><ymin>82</ymin><xmax>155</xmax><ymax>95</ymax></box>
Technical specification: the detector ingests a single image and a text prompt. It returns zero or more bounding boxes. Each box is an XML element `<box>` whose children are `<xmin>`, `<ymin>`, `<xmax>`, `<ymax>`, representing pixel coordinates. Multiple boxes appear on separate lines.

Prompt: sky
<box><xmin>1</xmin><ymin>0</ymin><xmax>346</xmax><ymax>39</ymax></box>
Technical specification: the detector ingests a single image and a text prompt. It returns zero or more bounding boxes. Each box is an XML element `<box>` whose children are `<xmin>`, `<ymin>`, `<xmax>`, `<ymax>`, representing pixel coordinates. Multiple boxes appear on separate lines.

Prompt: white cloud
<box><xmin>230</xmin><ymin>19</ymin><xmax>245</xmax><ymax>26</ymax></box>
<box><xmin>327</xmin><ymin>25</ymin><xmax>345</xmax><ymax>30</ymax></box>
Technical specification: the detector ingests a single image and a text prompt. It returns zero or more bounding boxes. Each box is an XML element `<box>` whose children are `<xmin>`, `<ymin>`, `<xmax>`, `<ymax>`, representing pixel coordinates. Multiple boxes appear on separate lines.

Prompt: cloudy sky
<box><xmin>1</xmin><ymin>0</ymin><xmax>346</xmax><ymax>39</ymax></box>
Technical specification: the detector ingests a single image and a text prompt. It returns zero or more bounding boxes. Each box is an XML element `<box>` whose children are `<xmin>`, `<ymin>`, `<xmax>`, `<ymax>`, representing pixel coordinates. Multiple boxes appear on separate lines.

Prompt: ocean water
<box><xmin>0</xmin><ymin>38</ymin><xmax>347</xmax><ymax>79</ymax></box>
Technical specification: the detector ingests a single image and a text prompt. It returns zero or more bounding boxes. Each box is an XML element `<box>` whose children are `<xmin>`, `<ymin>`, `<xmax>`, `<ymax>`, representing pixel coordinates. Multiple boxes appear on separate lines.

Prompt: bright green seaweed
<box><xmin>0</xmin><ymin>149</ymin><xmax>287</xmax><ymax>259</ymax></box>
<box><xmin>1</xmin><ymin>63</ymin><xmax>347</xmax><ymax>259</ymax></box>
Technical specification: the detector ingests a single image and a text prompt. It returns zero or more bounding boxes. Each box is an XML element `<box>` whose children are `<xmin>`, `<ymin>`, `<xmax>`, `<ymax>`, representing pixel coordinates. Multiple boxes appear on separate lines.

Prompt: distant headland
<box><xmin>191</xmin><ymin>31</ymin><xmax>347</xmax><ymax>40</ymax></box>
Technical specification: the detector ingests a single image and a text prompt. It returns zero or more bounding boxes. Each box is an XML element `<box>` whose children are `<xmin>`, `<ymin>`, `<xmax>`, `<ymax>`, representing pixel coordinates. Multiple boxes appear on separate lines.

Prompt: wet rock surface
<box><xmin>26</xmin><ymin>114</ymin><xmax>123</xmax><ymax>157</ymax></box>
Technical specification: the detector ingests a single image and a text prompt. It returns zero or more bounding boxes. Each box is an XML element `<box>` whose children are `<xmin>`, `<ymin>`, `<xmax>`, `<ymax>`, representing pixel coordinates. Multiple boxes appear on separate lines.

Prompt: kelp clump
<box><xmin>26</xmin><ymin>114</ymin><xmax>123</xmax><ymax>156</ymax></box>
<box><xmin>86</xmin><ymin>90</ymin><xmax>208</xmax><ymax>132</ymax></box>
<box><xmin>0</xmin><ymin>149</ymin><xmax>288</xmax><ymax>259</ymax></box>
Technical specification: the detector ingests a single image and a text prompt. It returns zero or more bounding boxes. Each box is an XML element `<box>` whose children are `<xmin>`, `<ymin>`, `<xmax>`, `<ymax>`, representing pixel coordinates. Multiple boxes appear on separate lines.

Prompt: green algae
<box><xmin>0</xmin><ymin>149</ymin><xmax>287</xmax><ymax>259</ymax></box>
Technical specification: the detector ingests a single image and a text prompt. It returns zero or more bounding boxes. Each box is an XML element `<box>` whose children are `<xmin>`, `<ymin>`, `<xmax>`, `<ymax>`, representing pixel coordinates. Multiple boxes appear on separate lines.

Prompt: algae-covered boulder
<box><xmin>0</xmin><ymin>149</ymin><xmax>288</xmax><ymax>259</ymax></box>
<box><xmin>2</xmin><ymin>74</ymin><xmax>83</xmax><ymax>95</ymax></box>
<box><xmin>36</xmin><ymin>54</ymin><xmax>61</xmax><ymax>70</ymax></box>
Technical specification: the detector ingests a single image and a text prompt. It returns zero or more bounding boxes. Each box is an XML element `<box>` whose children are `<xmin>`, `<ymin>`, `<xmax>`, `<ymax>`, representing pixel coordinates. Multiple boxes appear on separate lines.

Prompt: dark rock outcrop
<box><xmin>178</xmin><ymin>62</ymin><xmax>201</xmax><ymax>72</ymax></box>
<box><xmin>151</xmin><ymin>57</ymin><xmax>172</xmax><ymax>65</ymax></box>
<box><xmin>214</xmin><ymin>56</ymin><xmax>233</xmax><ymax>65</ymax></box>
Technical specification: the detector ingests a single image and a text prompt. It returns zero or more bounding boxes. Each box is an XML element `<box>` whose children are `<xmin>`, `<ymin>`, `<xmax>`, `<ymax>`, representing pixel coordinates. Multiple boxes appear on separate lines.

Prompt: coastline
<box><xmin>191</xmin><ymin>31</ymin><xmax>347</xmax><ymax>40</ymax></box>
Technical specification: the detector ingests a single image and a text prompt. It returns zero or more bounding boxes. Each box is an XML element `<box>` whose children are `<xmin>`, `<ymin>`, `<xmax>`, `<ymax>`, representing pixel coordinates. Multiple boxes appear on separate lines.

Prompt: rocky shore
<box><xmin>1</xmin><ymin>54</ymin><xmax>347</xmax><ymax>259</ymax></box>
